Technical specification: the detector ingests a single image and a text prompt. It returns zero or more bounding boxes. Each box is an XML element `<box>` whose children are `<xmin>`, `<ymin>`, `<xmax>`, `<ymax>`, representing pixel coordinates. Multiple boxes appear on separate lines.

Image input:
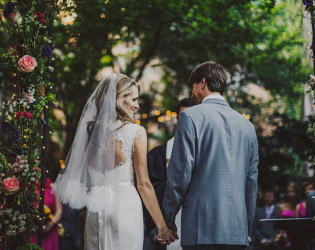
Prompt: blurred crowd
<box><xmin>252</xmin><ymin>178</ymin><xmax>315</xmax><ymax>250</ymax></box>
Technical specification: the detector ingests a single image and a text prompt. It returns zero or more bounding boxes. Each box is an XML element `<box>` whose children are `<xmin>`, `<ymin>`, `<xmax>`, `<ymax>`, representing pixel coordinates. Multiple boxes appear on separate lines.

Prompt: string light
<box><xmin>155</xmin><ymin>110</ymin><xmax>160</xmax><ymax>116</ymax></box>
<box><xmin>135</xmin><ymin>120</ymin><xmax>140</xmax><ymax>125</ymax></box>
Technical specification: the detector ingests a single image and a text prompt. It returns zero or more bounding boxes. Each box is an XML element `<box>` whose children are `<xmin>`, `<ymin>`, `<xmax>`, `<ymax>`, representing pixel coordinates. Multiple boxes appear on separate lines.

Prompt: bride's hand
<box><xmin>157</xmin><ymin>226</ymin><xmax>175</xmax><ymax>245</ymax></box>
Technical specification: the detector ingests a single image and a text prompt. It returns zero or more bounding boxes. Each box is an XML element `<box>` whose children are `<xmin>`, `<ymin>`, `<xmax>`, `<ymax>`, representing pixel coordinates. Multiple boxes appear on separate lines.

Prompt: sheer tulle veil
<box><xmin>53</xmin><ymin>74</ymin><xmax>117</xmax><ymax>212</ymax></box>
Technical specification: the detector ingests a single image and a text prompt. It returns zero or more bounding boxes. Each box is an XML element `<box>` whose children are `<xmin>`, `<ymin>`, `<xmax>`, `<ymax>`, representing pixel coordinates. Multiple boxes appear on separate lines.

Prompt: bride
<box><xmin>53</xmin><ymin>74</ymin><xmax>174</xmax><ymax>249</ymax></box>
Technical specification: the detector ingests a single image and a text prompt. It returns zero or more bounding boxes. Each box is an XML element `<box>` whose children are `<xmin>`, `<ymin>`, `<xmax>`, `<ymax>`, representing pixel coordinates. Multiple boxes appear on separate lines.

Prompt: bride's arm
<box><xmin>133</xmin><ymin>126</ymin><xmax>174</xmax><ymax>242</ymax></box>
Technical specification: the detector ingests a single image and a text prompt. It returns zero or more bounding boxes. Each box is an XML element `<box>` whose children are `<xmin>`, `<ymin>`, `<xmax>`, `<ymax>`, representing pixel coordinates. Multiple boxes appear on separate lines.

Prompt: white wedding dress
<box><xmin>84</xmin><ymin>121</ymin><xmax>144</xmax><ymax>250</ymax></box>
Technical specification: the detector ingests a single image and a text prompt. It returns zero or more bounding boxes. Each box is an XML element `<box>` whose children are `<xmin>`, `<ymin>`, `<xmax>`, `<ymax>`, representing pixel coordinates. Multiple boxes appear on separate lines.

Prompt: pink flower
<box><xmin>24</xmin><ymin>111</ymin><xmax>32</xmax><ymax>119</ymax></box>
<box><xmin>39</xmin><ymin>13</ymin><xmax>45</xmax><ymax>19</ymax></box>
<box><xmin>40</xmin><ymin>19</ymin><xmax>46</xmax><ymax>25</ymax></box>
<box><xmin>3</xmin><ymin>177</ymin><xmax>19</xmax><ymax>194</ymax></box>
<box><xmin>18</xmin><ymin>55</ymin><xmax>37</xmax><ymax>73</ymax></box>
<box><xmin>15</xmin><ymin>111</ymin><xmax>23</xmax><ymax>118</ymax></box>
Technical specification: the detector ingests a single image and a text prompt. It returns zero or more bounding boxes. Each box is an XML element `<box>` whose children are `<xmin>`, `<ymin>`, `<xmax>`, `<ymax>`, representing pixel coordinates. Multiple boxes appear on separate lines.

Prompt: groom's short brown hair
<box><xmin>188</xmin><ymin>61</ymin><xmax>227</xmax><ymax>95</ymax></box>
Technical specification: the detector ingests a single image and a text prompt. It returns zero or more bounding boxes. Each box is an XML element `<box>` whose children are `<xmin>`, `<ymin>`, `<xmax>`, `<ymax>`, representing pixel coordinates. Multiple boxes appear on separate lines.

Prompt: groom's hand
<box><xmin>172</xmin><ymin>224</ymin><xmax>179</xmax><ymax>240</ymax></box>
<box><xmin>156</xmin><ymin>226</ymin><xmax>175</xmax><ymax>245</ymax></box>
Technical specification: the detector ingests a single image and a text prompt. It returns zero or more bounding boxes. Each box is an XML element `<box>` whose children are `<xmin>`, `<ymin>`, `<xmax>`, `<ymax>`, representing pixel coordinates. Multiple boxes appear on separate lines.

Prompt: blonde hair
<box><xmin>116</xmin><ymin>73</ymin><xmax>140</xmax><ymax>124</ymax></box>
<box><xmin>87</xmin><ymin>74</ymin><xmax>140</xmax><ymax>138</ymax></box>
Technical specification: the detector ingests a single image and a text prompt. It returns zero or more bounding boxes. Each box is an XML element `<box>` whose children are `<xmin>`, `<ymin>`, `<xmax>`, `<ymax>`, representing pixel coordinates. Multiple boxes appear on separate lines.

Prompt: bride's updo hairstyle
<box><xmin>116</xmin><ymin>73</ymin><xmax>140</xmax><ymax>124</ymax></box>
<box><xmin>87</xmin><ymin>74</ymin><xmax>140</xmax><ymax>138</ymax></box>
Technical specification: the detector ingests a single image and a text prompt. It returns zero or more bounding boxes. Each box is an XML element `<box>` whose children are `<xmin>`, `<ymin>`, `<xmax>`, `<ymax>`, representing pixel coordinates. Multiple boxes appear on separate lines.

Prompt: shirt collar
<box><xmin>202</xmin><ymin>94</ymin><xmax>224</xmax><ymax>103</ymax></box>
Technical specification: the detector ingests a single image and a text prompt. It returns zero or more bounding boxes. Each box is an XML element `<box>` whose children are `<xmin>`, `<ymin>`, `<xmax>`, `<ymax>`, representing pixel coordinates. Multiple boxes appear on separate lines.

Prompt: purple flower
<box><xmin>43</xmin><ymin>46</ymin><xmax>52</xmax><ymax>58</ymax></box>
<box><xmin>1</xmin><ymin>122</ymin><xmax>10</xmax><ymax>133</ymax></box>
<box><xmin>12</xmin><ymin>130</ymin><xmax>21</xmax><ymax>141</ymax></box>
<box><xmin>3</xmin><ymin>2</ymin><xmax>15</xmax><ymax>18</ymax></box>
<box><xmin>302</xmin><ymin>0</ymin><xmax>313</xmax><ymax>6</ymax></box>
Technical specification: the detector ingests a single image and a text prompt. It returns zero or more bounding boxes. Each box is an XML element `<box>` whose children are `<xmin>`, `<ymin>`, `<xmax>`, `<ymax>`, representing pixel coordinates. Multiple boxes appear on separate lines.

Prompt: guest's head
<box><xmin>263</xmin><ymin>189</ymin><xmax>277</xmax><ymax>206</ymax></box>
<box><xmin>285</xmin><ymin>182</ymin><xmax>299</xmax><ymax>204</ymax></box>
<box><xmin>188</xmin><ymin>61</ymin><xmax>227</xmax><ymax>104</ymax></box>
<box><xmin>176</xmin><ymin>98</ymin><xmax>197</xmax><ymax>115</ymax></box>
<box><xmin>303</xmin><ymin>182</ymin><xmax>314</xmax><ymax>198</ymax></box>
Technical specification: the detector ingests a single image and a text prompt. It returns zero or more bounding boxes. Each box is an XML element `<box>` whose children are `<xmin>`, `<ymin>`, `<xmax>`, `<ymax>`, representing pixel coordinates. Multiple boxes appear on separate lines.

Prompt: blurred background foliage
<box><xmin>38</xmin><ymin>0</ymin><xmax>314</xmax><ymax>190</ymax></box>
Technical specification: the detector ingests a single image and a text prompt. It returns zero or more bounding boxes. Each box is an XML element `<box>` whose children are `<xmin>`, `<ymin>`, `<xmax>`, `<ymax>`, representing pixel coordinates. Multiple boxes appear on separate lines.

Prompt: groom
<box><xmin>160</xmin><ymin>61</ymin><xmax>259</xmax><ymax>250</ymax></box>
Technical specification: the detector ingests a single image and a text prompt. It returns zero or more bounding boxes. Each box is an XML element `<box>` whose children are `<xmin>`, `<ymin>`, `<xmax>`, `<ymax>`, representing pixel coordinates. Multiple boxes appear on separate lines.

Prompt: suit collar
<box><xmin>202</xmin><ymin>98</ymin><xmax>230</xmax><ymax>107</ymax></box>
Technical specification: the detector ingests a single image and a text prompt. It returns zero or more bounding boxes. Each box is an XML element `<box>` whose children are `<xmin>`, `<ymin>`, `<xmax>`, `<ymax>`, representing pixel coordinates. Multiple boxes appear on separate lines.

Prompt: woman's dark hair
<box><xmin>176</xmin><ymin>98</ymin><xmax>197</xmax><ymax>114</ymax></box>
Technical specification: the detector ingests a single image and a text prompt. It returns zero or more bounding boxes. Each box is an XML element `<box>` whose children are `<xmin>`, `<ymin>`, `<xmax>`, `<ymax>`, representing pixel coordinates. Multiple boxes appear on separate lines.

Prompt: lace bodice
<box><xmin>115</xmin><ymin>121</ymin><xmax>141</xmax><ymax>167</ymax></box>
<box><xmin>97</xmin><ymin>121</ymin><xmax>141</xmax><ymax>186</ymax></box>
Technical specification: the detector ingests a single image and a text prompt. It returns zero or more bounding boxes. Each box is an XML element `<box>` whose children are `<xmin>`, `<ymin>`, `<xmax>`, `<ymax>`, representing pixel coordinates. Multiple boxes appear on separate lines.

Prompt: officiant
<box><xmin>143</xmin><ymin>98</ymin><xmax>196</xmax><ymax>250</ymax></box>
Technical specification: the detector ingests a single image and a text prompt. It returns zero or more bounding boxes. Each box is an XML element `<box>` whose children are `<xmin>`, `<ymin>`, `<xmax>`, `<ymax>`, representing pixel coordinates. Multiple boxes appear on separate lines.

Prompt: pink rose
<box><xmin>18</xmin><ymin>55</ymin><xmax>37</xmax><ymax>73</ymax></box>
<box><xmin>15</xmin><ymin>111</ymin><xmax>23</xmax><ymax>118</ymax></box>
<box><xmin>3</xmin><ymin>177</ymin><xmax>19</xmax><ymax>194</ymax></box>
<box><xmin>24</xmin><ymin>111</ymin><xmax>32</xmax><ymax>119</ymax></box>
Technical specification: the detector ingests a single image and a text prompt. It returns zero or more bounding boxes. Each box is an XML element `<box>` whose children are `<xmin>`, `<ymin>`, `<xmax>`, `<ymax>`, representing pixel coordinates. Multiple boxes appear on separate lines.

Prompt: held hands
<box><xmin>156</xmin><ymin>224</ymin><xmax>179</xmax><ymax>245</ymax></box>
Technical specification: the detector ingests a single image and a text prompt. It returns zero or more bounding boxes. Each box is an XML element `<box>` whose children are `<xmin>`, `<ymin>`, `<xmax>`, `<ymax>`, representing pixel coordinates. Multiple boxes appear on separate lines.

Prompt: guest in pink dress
<box><xmin>295</xmin><ymin>182</ymin><xmax>314</xmax><ymax>218</ymax></box>
<box><xmin>278</xmin><ymin>182</ymin><xmax>300</xmax><ymax>249</ymax></box>
<box><xmin>32</xmin><ymin>179</ymin><xmax>63</xmax><ymax>250</ymax></box>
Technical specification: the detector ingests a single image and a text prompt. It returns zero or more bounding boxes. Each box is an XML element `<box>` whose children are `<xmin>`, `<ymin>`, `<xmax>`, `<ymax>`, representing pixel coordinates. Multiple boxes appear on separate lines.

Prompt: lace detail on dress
<box><xmin>114</xmin><ymin>121</ymin><xmax>140</xmax><ymax>167</ymax></box>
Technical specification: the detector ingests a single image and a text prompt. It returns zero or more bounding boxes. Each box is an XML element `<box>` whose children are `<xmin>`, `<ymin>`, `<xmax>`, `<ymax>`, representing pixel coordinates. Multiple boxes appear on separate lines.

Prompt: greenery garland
<box><xmin>0</xmin><ymin>0</ymin><xmax>58</xmax><ymax>248</ymax></box>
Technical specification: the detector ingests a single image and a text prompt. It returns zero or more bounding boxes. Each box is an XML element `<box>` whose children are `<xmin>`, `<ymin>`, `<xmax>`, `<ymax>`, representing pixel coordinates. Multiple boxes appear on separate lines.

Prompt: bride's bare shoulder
<box><xmin>134</xmin><ymin>126</ymin><xmax>147</xmax><ymax>140</ymax></box>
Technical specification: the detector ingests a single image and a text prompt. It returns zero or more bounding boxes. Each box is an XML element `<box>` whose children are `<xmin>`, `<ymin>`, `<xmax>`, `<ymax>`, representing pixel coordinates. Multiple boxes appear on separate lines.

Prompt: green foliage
<box><xmin>49</xmin><ymin>0</ymin><xmax>313</xmax><ymax>183</ymax></box>
<box><xmin>16</xmin><ymin>243</ymin><xmax>42</xmax><ymax>250</ymax></box>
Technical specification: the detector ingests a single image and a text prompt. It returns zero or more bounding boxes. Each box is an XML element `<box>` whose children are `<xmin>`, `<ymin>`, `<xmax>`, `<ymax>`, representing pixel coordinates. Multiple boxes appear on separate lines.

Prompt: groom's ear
<box><xmin>200</xmin><ymin>77</ymin><xmax>207</xmax><ymax>89</ymax></box>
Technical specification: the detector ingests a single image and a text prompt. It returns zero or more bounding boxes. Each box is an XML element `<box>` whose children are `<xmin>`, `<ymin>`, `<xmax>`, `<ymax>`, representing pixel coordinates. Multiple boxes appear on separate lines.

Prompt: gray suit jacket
<box><xmin>162</xmin><ymin>98</ymin><xmax>259</xmax><ymax>247</ymax></box>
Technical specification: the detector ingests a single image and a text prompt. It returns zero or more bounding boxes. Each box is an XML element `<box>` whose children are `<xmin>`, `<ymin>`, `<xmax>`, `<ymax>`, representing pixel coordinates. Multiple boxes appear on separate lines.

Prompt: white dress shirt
<box><xmin>202</xmin><ymin>94</ymin><xmax>225</xmax><ymax>103</ymax></box>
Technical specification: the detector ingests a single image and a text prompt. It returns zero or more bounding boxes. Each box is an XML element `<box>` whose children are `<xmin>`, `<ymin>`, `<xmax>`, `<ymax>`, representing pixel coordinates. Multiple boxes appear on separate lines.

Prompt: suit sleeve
<box><xmin>162</xmin><ymin>112</ymin><xmax>196</xmax><ymax>228</ymax></box>
<box><xmin>246</xmin><ymin>129</ymin><xmax>259</xmax><ymax>237</ymax></box>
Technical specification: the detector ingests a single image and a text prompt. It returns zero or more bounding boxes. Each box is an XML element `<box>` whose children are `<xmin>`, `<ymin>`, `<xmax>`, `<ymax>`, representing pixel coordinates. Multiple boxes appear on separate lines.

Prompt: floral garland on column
<box><xmin>303</xmin><ymin>0</ymin><xmax>315</xmax><ymax>167</ymax></box>
<box><xmin>0</xmin><ymin>1</ymin><xmax>57</xmax><ymax>249</ymax></box>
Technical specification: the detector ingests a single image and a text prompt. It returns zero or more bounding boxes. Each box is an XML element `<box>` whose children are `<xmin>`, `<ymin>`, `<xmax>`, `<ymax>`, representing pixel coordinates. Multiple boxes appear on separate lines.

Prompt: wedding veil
<box><xmin>53</xmin><ymin>74</ymin><xmax>117</xmax><ymax>212</ymax></box>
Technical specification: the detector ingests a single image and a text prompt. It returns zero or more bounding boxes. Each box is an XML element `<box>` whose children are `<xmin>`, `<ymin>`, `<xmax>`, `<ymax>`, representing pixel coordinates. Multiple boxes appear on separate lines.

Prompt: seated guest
<box><xmin>254</xmin><ymin>189</ymin><xmax>280</xmax><ymax>250</ymax></box>
<box><xmin>295</xmin><ymin>181</ymin><xmax>314</xmax><ymax>218</ymax></box>
<box><xmin>143</xmin><ymin>98</ymin><xmax>196</xmax><ymax>250</ymax></box>
<box><xmin>306</xmin><ymin>190</ymin><xmax>315</xmax><ymax>218</ymax></box>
